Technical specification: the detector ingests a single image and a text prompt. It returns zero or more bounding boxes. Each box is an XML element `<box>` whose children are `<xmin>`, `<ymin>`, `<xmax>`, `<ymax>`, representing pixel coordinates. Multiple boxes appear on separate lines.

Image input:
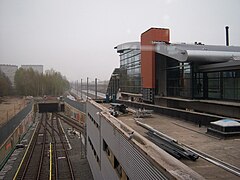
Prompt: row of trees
<box><xmin>0</xmin><ymin>68</ymin><xmax>70</xmax><ymax>97</ymax></box>
<box><xmin>0</xmin><ymin>70</ymin><xmax>13</xmax><ymax>96</ymax></box>
<box><xmin>14</xmin><ymin>68</ymin><xmax>70</xmax><ymax>96</ymax></box>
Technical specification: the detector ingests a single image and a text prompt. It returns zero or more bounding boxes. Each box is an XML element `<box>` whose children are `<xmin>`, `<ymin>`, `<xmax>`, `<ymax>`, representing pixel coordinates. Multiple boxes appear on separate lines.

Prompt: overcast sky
<box><xmin>0</xmin><ymin>0</ymin><xmax>240</xmax><ymax>82</ymax></box>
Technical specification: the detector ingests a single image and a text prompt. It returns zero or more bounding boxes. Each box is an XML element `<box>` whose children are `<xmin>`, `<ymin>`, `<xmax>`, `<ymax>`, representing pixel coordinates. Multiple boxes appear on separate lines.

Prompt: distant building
<box><xmin>21</xmin><ymin>65</ymin><xmax>43</xmax><ymax>74</ymax></box>
<box><xmin>0</xmin><ymin>64</ymin><xmax>18</xmax><ymax>86</ymax></box>
<box><xmin>113</xmin><ymin>42</ymin><xmax>142</xmax><ymax>101</ymax></box>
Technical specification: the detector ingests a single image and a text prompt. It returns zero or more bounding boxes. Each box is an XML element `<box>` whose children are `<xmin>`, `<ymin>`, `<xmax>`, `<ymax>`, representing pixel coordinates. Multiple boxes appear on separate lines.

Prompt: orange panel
<box><xmin>6</xmin><ymin>142</ymin><xmax>12</xmax><ymax>150</ymax></box>
<box><xmin>141</xmin><ymin>28</ymin><xmax>170</xmax><ymax>88</ymax></box>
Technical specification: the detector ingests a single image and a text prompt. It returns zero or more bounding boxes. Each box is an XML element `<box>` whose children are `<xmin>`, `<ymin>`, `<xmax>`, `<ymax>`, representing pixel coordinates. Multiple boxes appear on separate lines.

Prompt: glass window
<box><xmin>119</xmin><ymin>48</ymin><xmax>141</xmax><ymax>94</ymax></box>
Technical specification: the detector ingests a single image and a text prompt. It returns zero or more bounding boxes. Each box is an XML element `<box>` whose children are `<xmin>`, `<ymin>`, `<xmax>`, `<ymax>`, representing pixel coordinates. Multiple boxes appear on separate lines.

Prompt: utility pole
<box><xmin>81</xmin><ymin>78</ymin><xmax>83</xmax><ymax>99</ymax></box>
<box><xmin>77</xmin><ymin>80</ymin><xmax>78</xmax><ymax>96</ymax></box>
<box><xmin>87</xmin><ymin>77</ymin><xmax>89</xmax><ymax>99</ymax></box>
<box><xmin>95</xmin><ymin>78</ymin><xmax>97</xmax><ymax>100</ymax></box>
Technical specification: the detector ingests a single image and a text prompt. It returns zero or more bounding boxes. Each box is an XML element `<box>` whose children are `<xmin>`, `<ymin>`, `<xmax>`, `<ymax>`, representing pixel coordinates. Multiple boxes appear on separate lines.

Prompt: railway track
<box><xmin>13</xmin><ymin>113</ymin><xmax>48</xmax><ymax>180</ymax></box>
<box><xmin>14</xmin><ymin>113</ymin><xmax>75</xmax><ymax>180</ymax></box>
<box><xmin>57</xmin><ymin>113</ymin><xmax>84</xmax><ymax>133</ymax></box>
<box><xmin>54</xmin><ymin>114</ymin><xmax>75</xmax><ymax>179</ymax></box>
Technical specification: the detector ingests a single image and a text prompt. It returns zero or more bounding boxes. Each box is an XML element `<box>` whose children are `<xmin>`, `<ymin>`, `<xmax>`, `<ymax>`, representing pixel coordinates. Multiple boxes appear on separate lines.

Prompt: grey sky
<box><xmin>0</xmin><ymin>0</ymin><xmax>240</xmax><ymax>81</ymax></box>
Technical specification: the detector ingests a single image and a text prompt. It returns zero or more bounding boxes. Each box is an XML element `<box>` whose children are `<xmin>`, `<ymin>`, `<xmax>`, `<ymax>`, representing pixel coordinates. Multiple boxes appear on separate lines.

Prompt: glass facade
<box><xmin>222</xmin><ymin>71</ymin><xmax>240</xmax><ymax>100</ymax></box>
<box><xmin>106</xmin><ymin>68</ymin><xmax>120</xmax><ymax>97</ymax></box>
<box><xmin>119</xmin><ymin>49</ymin><xmax>141</xmax><ymax>94</ymax></box>
<box><xmin>165</xmin><ymin>59</ymin><xmax>192</xmax><ymax>98</ymax></box>
<box><xmin>116</xmin><ymin>42</ymin><xmax>240</xmax><ymax>102</ymax></box>
<box><xmin>193</xmin><ymin>70</ymin><xmax>240</xmax><ymax>101</ymax></box>
<box><xmin>164</xmin><ymin>58</ymin><xmax>240</xmax><ymax>101</ymax></box>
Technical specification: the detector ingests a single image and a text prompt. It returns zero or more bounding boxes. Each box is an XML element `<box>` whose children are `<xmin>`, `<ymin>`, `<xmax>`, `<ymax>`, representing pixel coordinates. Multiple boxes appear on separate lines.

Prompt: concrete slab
<box><xmin>116</xmin><ymin>110</ymin><xmax>240</xmax><ymax>180</ymax></box>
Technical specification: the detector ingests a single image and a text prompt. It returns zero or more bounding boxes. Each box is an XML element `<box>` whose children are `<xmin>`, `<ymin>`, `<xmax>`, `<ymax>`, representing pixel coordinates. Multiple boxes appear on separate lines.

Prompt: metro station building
<box><xmin>108</xmin><ymin>28</ymin><xmax>240</xmax><ymax>117</ymax></box>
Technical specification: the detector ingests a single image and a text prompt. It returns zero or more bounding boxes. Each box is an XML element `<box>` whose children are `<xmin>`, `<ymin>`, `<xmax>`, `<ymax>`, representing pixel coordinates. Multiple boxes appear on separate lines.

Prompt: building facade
<box><xmin>0</xmin><ymin>64</ymin><xmax>18</xmax><ymax>86</ymax></box>
<box><xmin>21</xmin><ymin>65</ymin><xmax>43</xmax><ymax>74</ymax></box>
<box><xmin>141</xmin><ymin>28</ymin><xmax>170</xmax><ymax>102</ymax></box>
<box><xmin>154</xmin><ymin>42</ymin><xmax>240</xmax><ymax>102</ymax></box>
<box><xmin>113</xmin><ymin>28</ymin><xmax>240</xmax><ymax>103</ymax></box>
<box><xmin>106</xmin><ymin>68</ymin><xmax>120</xmax><ymax>99</ymax></box>
<box><xmin>114</xmin><ymin>42</ymin><xmax>142</xmax><ymax>101</ymax></box>
<box><xmin>111</xmin><ymin>27</ymin><xmax>240</xmax><ymax>117</ymax></box>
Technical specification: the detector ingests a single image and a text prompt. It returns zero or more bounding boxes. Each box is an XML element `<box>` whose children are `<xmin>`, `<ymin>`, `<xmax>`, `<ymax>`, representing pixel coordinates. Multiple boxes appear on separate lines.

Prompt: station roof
<box><xmin>154</xmin><ymin>42</ymin><xmax>240</xmax><ymax>64</ymax></box>
<box><xmin>115</xmin><ymin>41</ymin><xmax>240</xmax><ymax>67</ymax></box>
<box><xmin>114</xmin><ymin>42</ymin><xmax>140</xmax><ymax>53</ymax></box>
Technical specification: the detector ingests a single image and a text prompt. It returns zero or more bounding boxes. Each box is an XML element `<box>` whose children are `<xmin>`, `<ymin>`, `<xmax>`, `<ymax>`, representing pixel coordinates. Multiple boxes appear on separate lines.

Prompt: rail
<box><xmin>56</xmin><ymin>116</ymin><xmax>75</xmax><ymax>179</ymax></box>
<box><xmin>14</xmin><ymin>113</ymin><xmax>46</xmax><ymax>180</ymax></box>
<box><xmin>49</xmin><ymin>142</ymin><xmax>52</xmax><ymax>180</ymax></box>
<box><xmin>57</xmin><ymin>113</ymin><xmax>84</xmax><ymax>133</ymax></box>
<box><xmin>13</xmin><ymin>121</ymin><xmax>39</xmax><ymax>180</ymax></box>
<box><xmin>184</xmin><ymin>144</ymin><xmax>240</xmax><ymax>177</ymax></box>
<box><xmin>138</xmin><ymin>120</ymin><xmax>240</xmax><ymax>178</ymax></box>
<box><xmin>14</xmin><ymin>113</ymin><xmax>76</xmax><ymax>180</ymax></box>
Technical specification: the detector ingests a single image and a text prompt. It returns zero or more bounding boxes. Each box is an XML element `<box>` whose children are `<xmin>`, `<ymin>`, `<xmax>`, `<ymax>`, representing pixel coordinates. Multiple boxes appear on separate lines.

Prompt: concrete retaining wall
<box><xmin>118</xmin><ymin>100</ymin><xmax>225</xmax><ymax>126</ymax></box>
<box><xmin>64</xmin><ymin>102</ymin><xmax>86</xmax><ymax>124</ymax></box>
<box><xmin>155</xmin><ymin>97</ymin><xmax>240</xmax><ymax>119</ymax></box>
<box><xmin>0</xmin><ymin>103</ymin><xmax>34</xmax><ymax>169</ymax></box>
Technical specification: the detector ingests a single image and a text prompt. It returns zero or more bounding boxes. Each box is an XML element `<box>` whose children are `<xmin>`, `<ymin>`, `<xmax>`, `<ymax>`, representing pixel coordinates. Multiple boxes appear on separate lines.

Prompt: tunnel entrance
<box><xmin>38</xmin><ymin>102</ymin><xmax>64</xmax><ymax>113</ymax></box>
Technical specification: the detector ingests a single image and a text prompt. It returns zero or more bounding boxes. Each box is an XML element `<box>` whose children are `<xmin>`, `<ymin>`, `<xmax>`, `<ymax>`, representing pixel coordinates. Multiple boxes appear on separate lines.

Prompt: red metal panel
<box><xmin>141</xmin><ymin>28</ymin><xmax>170</xmax><ymax>89</ymax></box>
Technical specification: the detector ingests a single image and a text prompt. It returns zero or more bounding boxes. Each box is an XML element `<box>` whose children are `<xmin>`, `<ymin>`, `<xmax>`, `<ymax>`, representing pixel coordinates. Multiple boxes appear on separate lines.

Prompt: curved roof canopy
<box><xmin>114</xmin><ymin>42</ymin><xmax>140</xmax><ymax>53</ymax></box>
<box><xmin>155</xmin><ymin>42</ymin><xmax>240</xmax><ymax>63</ymax></box>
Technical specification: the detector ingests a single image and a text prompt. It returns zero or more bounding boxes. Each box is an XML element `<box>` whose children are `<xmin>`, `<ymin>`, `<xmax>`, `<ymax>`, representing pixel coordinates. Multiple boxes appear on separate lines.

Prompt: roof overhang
<box><xmin>198</xmin><ymin>60</ymin><xmax>240</xmax><ymax>72</ymax></box>
<box><xmin>155</xmin><ymin>42</ymin><xmax>240</xmax><ymax>63</ymax></box>
<box><xmin>114</xmin><ymin>42</ymin><xmax>140</xmax><ymax>53</ymax></box>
